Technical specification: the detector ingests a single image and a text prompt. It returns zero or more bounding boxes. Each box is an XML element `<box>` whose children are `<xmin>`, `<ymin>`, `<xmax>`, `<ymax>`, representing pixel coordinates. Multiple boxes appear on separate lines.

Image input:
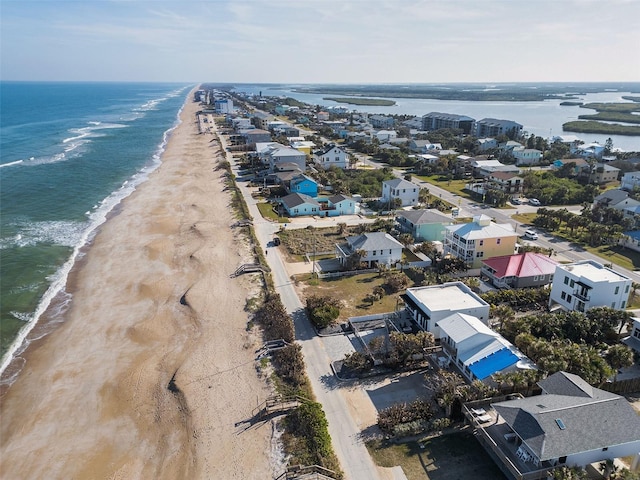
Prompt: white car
<box><xmin>529</xmin><ymin>198</ymin><xmax>541</xmax><ymax>206</ymax></box>
<box><xmin>523</xmin><ymin>229</ymin><xmax>538</xmax><ymax>240</ymax></box>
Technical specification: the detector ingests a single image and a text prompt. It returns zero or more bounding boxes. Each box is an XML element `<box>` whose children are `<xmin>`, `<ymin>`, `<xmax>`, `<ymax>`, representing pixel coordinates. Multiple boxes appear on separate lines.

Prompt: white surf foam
<box><xmin>0</xmin><ymin>160</ymin><xmax>24</xmax><ymax>169</ymax></box>
<box><xmin>0</xmin><ymin>94</ymin><xmax>186</xmax><ymax>381</ymax></box>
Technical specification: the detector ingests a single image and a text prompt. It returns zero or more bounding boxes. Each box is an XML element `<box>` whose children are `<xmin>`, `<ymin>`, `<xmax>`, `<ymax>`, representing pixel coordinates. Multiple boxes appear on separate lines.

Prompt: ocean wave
<box><xmin>0</xmin><ymin>220</ymin><xmax>87</xmax><ymax>249</ymax></box>
<box><xmin>0</xmin><ymin>95</ymin><xmax>186</xmax><ymax>379</ymax></box>
<box><xmin>0</xmin><ymin>160</ymin><xmax>24</xmax><ymax>169</ymax></box>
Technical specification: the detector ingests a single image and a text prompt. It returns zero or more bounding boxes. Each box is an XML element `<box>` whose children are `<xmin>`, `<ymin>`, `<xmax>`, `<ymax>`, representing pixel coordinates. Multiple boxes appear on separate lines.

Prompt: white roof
<box><xmin>406</xmin><ymin>282</ymin><xmax>488</xmax><ymax>312</ymax></box>
<box><xmin>559</xmin><ymin>260</ymin><xmax>631</xmax><ymax>283</ymax></box>
<box><xmin>446</xmin><ymin>217</ymin><xmax>517</xmax><ymax>240</ymax></box>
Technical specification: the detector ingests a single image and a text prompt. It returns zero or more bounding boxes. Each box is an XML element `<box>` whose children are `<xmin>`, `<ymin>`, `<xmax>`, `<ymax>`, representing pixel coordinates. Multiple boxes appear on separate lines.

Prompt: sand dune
<box><xmin>0</xmin><ymin>93</ymin><xmax>276</xmax><ymax>479</ymax></box>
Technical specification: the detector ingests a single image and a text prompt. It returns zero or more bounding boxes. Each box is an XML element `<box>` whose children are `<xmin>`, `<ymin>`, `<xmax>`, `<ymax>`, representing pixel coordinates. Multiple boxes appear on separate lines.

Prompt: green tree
<box><xmin>606</xmin><ymin>344</ymin><xmax>634</xmax><ymax>381</ymax></box>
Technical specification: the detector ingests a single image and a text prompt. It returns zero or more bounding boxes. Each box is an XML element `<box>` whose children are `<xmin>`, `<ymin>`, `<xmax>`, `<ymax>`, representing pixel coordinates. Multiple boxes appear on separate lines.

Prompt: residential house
<box><xmin>623</xmin><ymin>317</ymin><xmax>640</xmax><ymax>353</ymax></box>
<box><xmin>243</xmin><ymin>129</ymin><xmax>272</xmax><ymax>147</ymax></box>
<box><xmin>591</xmin><ymin>163</ymin><xmax>620</xmax><ymax>184</ymax></box>
<box><xmin>548</xmin><ymin>260</ymin><xmax>632</xmax><ymax>312</ymax></box>
<box><xmin>490</xmin><ymin>371</ymin><xmax>640</xmax><ymax>470</ymax></box>
<box><xmin>551</xmin><ymin>135</ymin><xmax>583</xmax><ymax>154</ymax></box>
<box><xmin>487</xmin><ymin>172</ymin><xmax>523</xmax><ymax>195</ymax></box>
<box><xmin>335</xmin><ymin>232</ymin><xmax>404</xmax><ymax>268</ymax></box>
<box><xmin>268</xmin><ymin>146</ymin><xmax>307</xmax><ymax>172</ymax></box>
<box><xmin>290</xmin><ymin>140</ymin><xmax>316</xmax><ymax>155</ymax></box>
<box><xmin>476</xmin><ymin>138</ymin><xmax>498</xmax><ymax>152</ymax></box>
<box><xmin>593</xmin><ymin>189</ymin><xmax>640</xmax><ymax>212</ymax></box>
<box><xmin>252</xmin><ymin>111</ymin><xmax>275</xmax><ymax>130</ymax></box>
<box><xmin>444</xmin><ymin>215</ymin><xmax>519</xmax><ymax>268</ymax></box>
<box><xmin>289</xmin><ymin>174</ymin><xmax>318</xmax><ymax>197</ymax></box>
<box><xmin>326</xmin><ymin>194</ymin><xmax>357</xmax><ymax>216</ymax></box>
<box><xmin>621</xmin><ymin>171</ymin><xmax>640</xmax><ymax>191</ymax></box>
<box><xmin>473</xmin><ymin>118</ymin><xmax>523</xmax><ymax>138</ymax></box>
<box><xmin>512</xmin><ymin>147</ymin><xmax>542</xmax><ymax>166</ymax></box>
<box><xmin>369</xmin><ymin>115</ymin><xmax>395</xmax><ymax>129</ymax></box>
<box><xmin>279</xmin><ymin>193</ymin><xmax>322</xmax><ymax>217</ymax></box>
<box><xmin>317</xmin><ymin>111</ymin><xmax>330</xmax><ymax>121</ymax></box>
<box><xmin>381</xmin><ymin>178</ymin><xmax>420</xmax><ymax>207</ymax></box>
<box><xmin>481</xmin><ymin>252</ymin><xmax>559</xmax><ymax>289</ymax></box>
<box><xmin>472</xmin><ymin>159</ymin><xmax>520</xmax><ymax>178</ymax></box>
<box><xmin>409</xmin><ymin>139</ymin><xmax>442</xmax><ymax>154</ymax></box>
<box><xmin>402</xmin><ymin>282</ymin><xmax>490</xmax><ymax>336</ymax></box>
<box><xmin>436</xmin><ymin>313</ymin><xmax>534</xmax><ymax>382</ymax></box>
<box><xmin>422</xmin><ymin>112</ymin><xmax>475</xmax><ymax>134</ymax></box>
<box><xmin>499</xmin><ymin>140</ymin><xmax>524</xmax><ymax>154</ymax></box>
<box><xmin>395</xmin><ymin>209</ymin><xmax>454</xmax><ymax>242</ymax></box>
<box><xmin>374</xmin><ymin>130</ymin><xmax>397</xmax><ymax>143</ymax></box>
<box><xmin>577</xmin><ymin>142</ymin><xmax>605</xmax><ymax>159</ymax></box>
<box><xmin>315</xmin><ymin>144</ymin><xmax>349</xmax><ymax>170</ymax></box>
<box><xmin>551</xmin><ymin>158</ymin><xmax>590</xmax><ymax>177</ymax></box>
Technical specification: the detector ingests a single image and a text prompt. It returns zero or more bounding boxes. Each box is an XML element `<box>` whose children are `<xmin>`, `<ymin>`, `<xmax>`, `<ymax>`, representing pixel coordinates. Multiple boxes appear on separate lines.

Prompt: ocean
<box><xmin>0</xmin><ymin>82</ymin><xmax>191</xmax><ymax>378</ymax></box>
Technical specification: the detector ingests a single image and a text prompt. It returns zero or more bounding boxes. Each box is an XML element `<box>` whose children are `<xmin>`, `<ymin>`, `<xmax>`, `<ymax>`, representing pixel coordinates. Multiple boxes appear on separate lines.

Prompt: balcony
<box><xmin>573</xmin><ymin>290</ymin><xmax>590</xmax><ymax>301</ymax></box>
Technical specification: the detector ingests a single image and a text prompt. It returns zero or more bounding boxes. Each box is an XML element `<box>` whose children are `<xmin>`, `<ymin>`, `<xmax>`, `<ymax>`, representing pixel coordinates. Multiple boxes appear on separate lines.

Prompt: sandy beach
<box><xmin>0</xmin><ymin>92</ymin><xmax>276</xmax><ymax>479</ymax></box>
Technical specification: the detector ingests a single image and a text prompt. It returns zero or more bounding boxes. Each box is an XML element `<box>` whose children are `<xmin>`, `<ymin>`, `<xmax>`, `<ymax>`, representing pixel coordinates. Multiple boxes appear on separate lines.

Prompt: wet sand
<box><xmin>0</xmin><ymin>92</ymin><xmax>276</xmax><ymax>479</ymax></box>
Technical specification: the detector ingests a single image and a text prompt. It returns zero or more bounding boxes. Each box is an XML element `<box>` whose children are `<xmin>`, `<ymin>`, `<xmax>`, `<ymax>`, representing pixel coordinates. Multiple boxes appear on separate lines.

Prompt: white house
<box><xmin>381</xmin><ymin>178</ymin><xmax>420</xmax><ymax>207</ymax></box>
<box><xmin>548</xmin><ymin>260</ymin><xmax>632</xmax><ymax>312</ymax></box>
<box><xmin>436</xmin><ymin>313</ymin><xmax>535</xmax><ymax>382</ymax></box>
<box><xmin>512</xmin><ymin>147</ymin><xmax>543</xmax><ymax>166</ymax></box>
<box><xmin>621</xmin><ymin>171</ymin><xmax>640</xmax><ymax>191</ymax></box>
<box><xmin>491</xmin><ymin>371</ymin><xmax>640</xmax><ymax>470</ymax></box>
<box><xmin>374</xmin><ymin>130</ymin><xmax>398</xmax><ymax>143</ymax></box>
<box><xmin>315</xmin><ymin>144</ymin><xmax>348</xmax><ymax>170</ymax></box>
<box><xmin>623</xmin><ymin>317</ymin><xmax>640</xmax><ymax>353</ymax></box>
<box><xmin>403</xmin><ymin>282</ymin><xmax>490</xmax><ymax>337</ymax></box>
<box><xmin>327</xmin><ymin>194</ymin><xmax>358</xmax><ymax>216</ymax></box>
<box><xmin>335</xmin><ymin>232</ymin><xmax>403</xmax><ymax>268</ymax></box>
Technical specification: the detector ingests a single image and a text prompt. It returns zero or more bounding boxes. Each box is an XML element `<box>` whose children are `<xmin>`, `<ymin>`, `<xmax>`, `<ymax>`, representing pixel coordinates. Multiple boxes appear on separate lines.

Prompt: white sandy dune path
<box><xmin>0</xmin><ymin>94</ymin><xmax>275</xmax><ymax>479</ymax></box>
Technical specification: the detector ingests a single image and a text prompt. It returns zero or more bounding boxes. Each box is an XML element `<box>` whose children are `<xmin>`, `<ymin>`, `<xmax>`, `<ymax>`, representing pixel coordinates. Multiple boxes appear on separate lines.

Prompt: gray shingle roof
<box><xmin>346</xmin><ymin>232</ymin><xmax>403</xmax><ymax>251</ymax></box>
<box><xmin>280</xmin><ymin>193</ymin><xmax>320</xmax><ymax>209</ymax></box>
<box><xmin>396</xmin><ymin>209</ymin><xmax>452</xmax><ymax>225</ymax></box>
<box><xmin>383</xmin><ymin>178</ymin><xmax>418</xmax><ymax>190</ymax></box>
<box><xmin>492</xmin><ymin>372</ymin><xmax>640</xmax><ymax>461</ymax></box>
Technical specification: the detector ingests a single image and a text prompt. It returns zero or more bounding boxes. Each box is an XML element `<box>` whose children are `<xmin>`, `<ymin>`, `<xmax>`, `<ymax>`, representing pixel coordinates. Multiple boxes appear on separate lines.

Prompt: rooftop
<box><xmin>558</xmin><ymin>260</ymin><xmax>631</xmax><ymax>283</ymax></box>
<box><xmin>406</xmin><ymin>282</ymin><xmax>488</xmax><ymax>312</ymax></box>
<box><xmin>482</xmin><ymin>252</ymin><xmax>558</xmax><ymax>279</ymax></box>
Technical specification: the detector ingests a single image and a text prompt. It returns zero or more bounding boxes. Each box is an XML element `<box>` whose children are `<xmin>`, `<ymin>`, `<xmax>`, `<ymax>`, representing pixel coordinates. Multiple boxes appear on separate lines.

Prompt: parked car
<box><xmin>523</xmin><ymin>229</ymin><xmax>538</xmax><ymax>240</ymax></box>
<box><xmin>528</xmin><ymin>198</ymin><xmax>541</xmax><ymax>206</ymax></box>
<box><xmin>510</xmin><ymin>197</ymin><xmax>521</xmax><ymax>205</ymax></box>
<box><xmin>273</xmin><ymin>236</ymin><xmax>281</xmax><ymax>246</ymax></box>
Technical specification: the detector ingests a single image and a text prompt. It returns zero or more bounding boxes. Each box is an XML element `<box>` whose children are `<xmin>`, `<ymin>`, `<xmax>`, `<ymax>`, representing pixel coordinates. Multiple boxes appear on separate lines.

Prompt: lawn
<box><xmin>257</xmin><ymin>202</ymin><xmax>289</xmax><ymax>222</ymax></box>
<box><xmin>297</xmin><ymin>272</ymin><xmax>406</xmax><ymax>321</ymax></box>
<box><xmin>366</xmin><ymin>431</ymin><xmax>505</xmax><ymax>480</ymax></box>
<box><xmin>416</xmin><ymin>175</ymin><xmax>473</xmax><ymax>199</ymax></box>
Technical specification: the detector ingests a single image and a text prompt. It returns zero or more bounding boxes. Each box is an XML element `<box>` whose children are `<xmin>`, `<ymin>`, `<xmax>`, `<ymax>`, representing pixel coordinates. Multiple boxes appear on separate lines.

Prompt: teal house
<box><xmin>396</xmin><ymin>209</ymin><xmax>454</xmax><ymax>242</ymax></box>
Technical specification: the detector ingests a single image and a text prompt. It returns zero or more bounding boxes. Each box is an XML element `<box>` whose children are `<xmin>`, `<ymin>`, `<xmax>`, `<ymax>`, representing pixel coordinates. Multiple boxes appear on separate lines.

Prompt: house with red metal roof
<box><xmin>480</xmin><ymin>252</ymin><xmax>558</xmax><ymax>289</ymax></box>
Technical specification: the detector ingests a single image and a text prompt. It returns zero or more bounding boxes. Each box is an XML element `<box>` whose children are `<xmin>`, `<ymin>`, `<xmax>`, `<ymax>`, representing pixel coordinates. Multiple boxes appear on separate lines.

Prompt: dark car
<box><xmin>273</xmin><ymin>237</ymin><xmax>281</xmax><ymax>246</ymax></box>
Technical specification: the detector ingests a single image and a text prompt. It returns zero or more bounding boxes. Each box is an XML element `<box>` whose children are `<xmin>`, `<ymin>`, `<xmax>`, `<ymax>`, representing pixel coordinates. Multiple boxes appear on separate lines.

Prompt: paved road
<box><xmin>220</xmin><ymin>132</ymin><xmax>382</xmax><ymax>480</ymax></box>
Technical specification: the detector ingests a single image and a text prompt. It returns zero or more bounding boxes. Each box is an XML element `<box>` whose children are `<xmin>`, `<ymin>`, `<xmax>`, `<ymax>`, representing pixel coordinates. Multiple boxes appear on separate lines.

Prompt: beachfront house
<box><xmin>288</xmin><ymin>174</ymin><xmax>318</xmax><ymax>197</ymax></box>
<box><xmin>335</xmin><ymin>232</ymin><xmax>403</xmax><ymax>269</ymax></box>
<box><xmin>279</xmin><ymin>193</ymin><xmax>321</xmax><ymax>217</ymax></box>
<box><xmin>327</xmin><ymin>194</ymin><xmax>357</xmax><ymax>216</ymax></box>
<box><xmin>436</xmin><ymin>312</ymin><xmax>534</xmax><ymax>383</ymax></box>
<box><xmin>402</xmin><ymin>282</ymin><xmax>490</xmax><ymax>337</ymax></box>
<box><xmin>489</xmin><ymin>372</ymin><xmax>640</xmax><ymax>471</ymax></box>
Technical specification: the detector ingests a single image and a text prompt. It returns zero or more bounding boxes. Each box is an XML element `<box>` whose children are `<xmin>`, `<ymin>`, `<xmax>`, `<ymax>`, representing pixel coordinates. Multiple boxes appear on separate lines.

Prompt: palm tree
<box><xmin>606</xmin><ymin>345</ymin><xmax>634</xmax><ymax>381</ymax></box>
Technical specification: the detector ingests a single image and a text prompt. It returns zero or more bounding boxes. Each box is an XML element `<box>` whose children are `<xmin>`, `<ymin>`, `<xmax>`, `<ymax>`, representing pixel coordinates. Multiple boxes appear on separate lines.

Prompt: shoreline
<box><xmin>0</xmin><ymin>104</ymin><xmax>183</xmax><ymax>383</ymax></box>
<box><xmin>0</xmin><ymin>90</ymin><xmax>276</xmax><ymax>478</ymax></box>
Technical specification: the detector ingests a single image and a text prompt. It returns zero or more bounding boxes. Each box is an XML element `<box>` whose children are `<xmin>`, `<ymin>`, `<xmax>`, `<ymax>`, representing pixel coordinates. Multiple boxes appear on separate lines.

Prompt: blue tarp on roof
<box><xmin>468</xmin><ymin>348</ymin><xmax>519</xmax><ymax>380</ymax></box>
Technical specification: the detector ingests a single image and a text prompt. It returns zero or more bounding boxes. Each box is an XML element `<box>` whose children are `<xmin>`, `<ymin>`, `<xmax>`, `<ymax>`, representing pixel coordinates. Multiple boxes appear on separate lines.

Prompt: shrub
<box><xmin>306</xmin><ymin>295</ymin><xmax>341</xmax><ymax>329</ymax></box>
<box><xmin>377</xmin><ymin>399</ymin><xmax>433</xmax><ymax>435</ymax></box>
<box><xmin>272</xmin><ymin>344</ymin><xmax>306</xmax><ymax>388</ymax></box>
<box><xmin>254</xmin><ymin>293</ymin><xmax>294</xmax><ymax>343</ymax></box>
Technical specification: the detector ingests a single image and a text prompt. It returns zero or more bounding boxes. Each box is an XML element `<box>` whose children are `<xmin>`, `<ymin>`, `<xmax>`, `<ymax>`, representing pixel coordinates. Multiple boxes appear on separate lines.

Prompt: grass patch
<box><xmin>301</xmin><ymin>272</ymin><xmax>406</xmax><ymax>320</ymax></box>
<box><xmin>257</xmin><ymin>202</ymin><xmax>289</xmax><ymax>222</ymax></box>
<box><xmin>417</xmin><ymin>175</ymin><xmax>472</xmax><ymax>199</ymax></box>
<box><xmin>583</xmin><ymin>244</ymin><xmax>640</xmax><ymax>271</ymax></box>
<box><xmin>366</xmin><ymin>431</ymin><xmax>504</xmax><ymax>480</ymax></box>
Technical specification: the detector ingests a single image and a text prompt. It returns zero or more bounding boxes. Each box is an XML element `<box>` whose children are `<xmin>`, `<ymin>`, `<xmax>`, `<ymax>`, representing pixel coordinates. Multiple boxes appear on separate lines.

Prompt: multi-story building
<box><xmin>395</xmin><ymin>209</ymin><xmax>454</xmax><ymax>242</ymax></box>
<box><xmin>369</xmin><ymin>115</ymin><xmax>395</xmax><ymax>129</ymax></box>
<box><xmin>548</xmin><ymin>260</ymin><xmax>632</xmax><ymax>312</ymax></box>
<box><xmin>444</xmin><ymin>215</ymin><xmax>518</xmax><ymax>268</ymax></box>
<box><xmin>473</xmin><ymin>118</ymin><xmax>523</xmax><ymax>138</ymax></box>
<box><xmin>421</xmin><ymin>112</ymin><xmax>475</xmax><ymax>134</ymax></box>
<box><xmin>403</xmin><ymin>282</ymin><xmax>490</xmax><ymax>337</ymax></box>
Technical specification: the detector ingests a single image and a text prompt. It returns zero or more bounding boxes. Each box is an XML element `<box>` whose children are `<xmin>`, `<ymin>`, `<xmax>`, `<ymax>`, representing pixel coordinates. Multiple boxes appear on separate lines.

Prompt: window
<box><xmin>567</xmin><ymin>295</ymin><xmax>572</xmax><ymax>303</ymax></box>
<box><xmin>497</xmin><ymin>238</ymin><xmax>501</xmax><ymax>245</ymax></box>
<box><xmin>626</xmin><ymin>285</ymin><xmax>630</xmax><ymax>293</ymax></box>
<box><xmin>476</xmin><ymin>252</ymin><xmax>484</xmax><ymax>258</ymax></box>
<box><xmin>615</xmin><ymin>286</ymin><xmax>620</xmax><ymax>294</ymax></box>
<box><xmin>534</xmin><ymin>276</ymin><xmax>539</xmax><ymax>281</ymax></box>
<box><xmin>373</xmin><ymin>251</ymin><xmax>376</xmax><ymax>256</ymax></box>
<box><xmin>612</xmin><ymin>302</ymin><xmax>616</xmax><ymax>308</ymax></box>
<box><xmin>479</xmin><ymin>240</ymin><xmax>484</xmax><ymax>246</ymax></box>
<box><xmin>570</xmin><ymin>280</ymin><xmax>575</xmax><ymax>288</ymax></box>
<box><xmin>389</xmin><ymin>249</ymin><xmax>392</xmax><ymax>254</ymax></box>
<box><xmin>561</xmin><ymin>291</ymin><xmax>566</xmax><ymax>300</ymax></box>
<box><xmin>380</xmin><ymin>250</ymin><xmax>383</xmax><ymax>255</ymax></box>
<box><xmin>564</xmin><ymin>276</ymin><xmax>569</xmax><ymax>285</ymax></box>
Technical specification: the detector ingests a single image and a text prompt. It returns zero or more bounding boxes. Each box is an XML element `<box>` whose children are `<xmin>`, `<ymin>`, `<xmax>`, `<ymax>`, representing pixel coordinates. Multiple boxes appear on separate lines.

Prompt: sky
<box><xmin>1</xmin><ymin>0</ymin><xmax>639</xmax><ymax>83</ymax></box>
